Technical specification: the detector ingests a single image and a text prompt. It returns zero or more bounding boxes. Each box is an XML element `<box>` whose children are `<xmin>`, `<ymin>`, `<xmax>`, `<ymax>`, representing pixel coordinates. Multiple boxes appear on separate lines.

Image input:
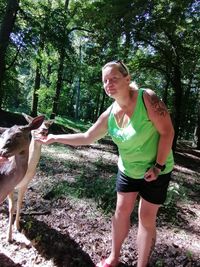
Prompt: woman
<box><xmin>36</xmin><ymin>61</ymin><xmax>174</xmax><ymax>267</ymax></box>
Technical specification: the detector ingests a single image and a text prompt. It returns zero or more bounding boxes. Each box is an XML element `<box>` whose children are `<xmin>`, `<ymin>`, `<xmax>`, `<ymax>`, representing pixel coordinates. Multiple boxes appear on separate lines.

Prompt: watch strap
<box><xmin>154</xmin><ymin>162</ymin><xmax>166</xmax><ymax>171</ymax></box>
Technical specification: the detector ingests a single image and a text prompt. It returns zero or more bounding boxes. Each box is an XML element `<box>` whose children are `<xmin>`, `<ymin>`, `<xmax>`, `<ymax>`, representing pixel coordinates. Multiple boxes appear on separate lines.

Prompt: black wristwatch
<box><xmin>154</xmin><ymin>162</ymin><xmax>166</xmax><ymax>171</ymax></box>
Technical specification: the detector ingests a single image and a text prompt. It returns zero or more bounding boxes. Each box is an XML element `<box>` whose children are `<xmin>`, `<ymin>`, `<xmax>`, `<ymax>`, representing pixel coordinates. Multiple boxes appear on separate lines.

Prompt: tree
<box><xmin>82</xmin><ymin>0</ymin><xmax>200</xmax><ymax>148</ymax></box>
<box><xmin>0</xmin><ymin>0</ymin><xmax>199</xmax><ymax>149</ymax></box>
<box><xmin>0</xmin><ymin>0</ymin><xmax>19</xmax><ymax>109</ymax></box>
<box><xmin>31</xmin><ymin>1</ymin><xmax>53</xmax><ymax>117</ymax></box>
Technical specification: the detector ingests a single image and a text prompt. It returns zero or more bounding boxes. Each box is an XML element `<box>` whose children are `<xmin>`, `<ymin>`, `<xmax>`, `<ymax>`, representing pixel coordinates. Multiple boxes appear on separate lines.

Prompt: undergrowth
<box><xmin>44</xmin><ymin>173</ymin><xmax>117</xmax><ymax>215</ymax></box>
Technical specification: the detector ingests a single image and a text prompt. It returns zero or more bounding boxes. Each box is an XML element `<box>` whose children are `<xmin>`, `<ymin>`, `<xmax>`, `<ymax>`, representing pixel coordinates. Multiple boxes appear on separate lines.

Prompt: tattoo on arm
<box><xmin>150</xmin><ymin>94</ymin><xmax>167</xmax><ymax>117</ymax></box>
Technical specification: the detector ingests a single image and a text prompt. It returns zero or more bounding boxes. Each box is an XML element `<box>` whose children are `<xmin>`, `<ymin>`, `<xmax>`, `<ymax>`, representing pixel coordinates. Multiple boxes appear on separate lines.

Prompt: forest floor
<box><xmin>0</xmin><ymin>119</ymin><xmax>200</xmax><ymax>267</ymax></box>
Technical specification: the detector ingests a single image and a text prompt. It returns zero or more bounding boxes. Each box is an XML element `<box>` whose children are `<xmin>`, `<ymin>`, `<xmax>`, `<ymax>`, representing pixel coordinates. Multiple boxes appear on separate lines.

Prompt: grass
<box><xmin>55</xmin><ymin>116</ymin><xmax>91</xmax><ymax>132</ymax></box>
<box><xmin>54</xmin><ymin>115</ymin><xmax>113</xmax><ymax>145</ymax></box>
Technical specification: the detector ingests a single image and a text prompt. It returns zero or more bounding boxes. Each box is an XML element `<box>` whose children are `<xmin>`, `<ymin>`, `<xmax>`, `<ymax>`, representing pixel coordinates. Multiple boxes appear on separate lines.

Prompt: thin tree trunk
<box><xmin>0</xmin><ymin>0</ymin><xmax>19</xmax><ymax>109</ymax></box>
<box><xmin>196</xmin><ymin>107</ymin><xmax>200</xmax><ymax>149</ymax></box>
<box><xmin>75</xmin><ymin>77</ymin><xmax>81</xmax><ymax>120</ymax></box>
<box><xmin>51</xmin><ymin>48</ymin><xmax>65</xmax><ymax>119</ymax></box>
<box><xmin>99</xmin><ymin>90</ymin><xmax>106</xmax><ymax>116</ymax></box>
<box><xmin>50</xmin><ymin>0</ymin><xmax>69</xmax><ymax>119</ymax></box>
<box><xmin>31</xmin><ymin>0</ymin><xmax>52</xmax><ymax>116</ymax></box>
<box><xmin>31</xmin><ymin>64</ymin><xmax>40</xmax><ymax>117</ymax></box>
<box><xmin>163</xmin><ymin>77</ymin><xmax>170</xmax><ymax>105</ymax></box>
<box><xmin>172</xmin><ymin>65</ymin><xmax>183</xmax><ymax>150</ymax></box>
<box><xmin>94</xmin><ymin>90</ymin><xmax>101</xmax><ymax>122</ymax></box>
<box><xmin>31</xmin><ymin>37</ymin><xmax>45</xmax><ymax>117</ymax></box>
<box><xmin>75</xmin><ymin>43</ymin><xmax>82</xmax><ymax>120</ymax></box>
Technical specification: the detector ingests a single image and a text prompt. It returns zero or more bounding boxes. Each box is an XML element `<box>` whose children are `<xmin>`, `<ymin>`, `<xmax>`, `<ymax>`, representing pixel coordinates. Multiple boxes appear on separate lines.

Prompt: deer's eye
<box><xmin>5</xmin><ymin>138</ymin><xmax>12</xmax><ymax>145</ymax></box>
<box><xmin>15</xmin><ymin>133</ymin><xmax>22</xmax><ymax>138</ymax></box>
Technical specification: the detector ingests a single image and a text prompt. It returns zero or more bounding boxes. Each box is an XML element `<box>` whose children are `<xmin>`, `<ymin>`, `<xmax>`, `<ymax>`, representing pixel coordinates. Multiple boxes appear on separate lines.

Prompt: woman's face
<box><xmin>102</xmin><ymin>66</ymin><xmax>130</xmax><ymax>98</ymax></box>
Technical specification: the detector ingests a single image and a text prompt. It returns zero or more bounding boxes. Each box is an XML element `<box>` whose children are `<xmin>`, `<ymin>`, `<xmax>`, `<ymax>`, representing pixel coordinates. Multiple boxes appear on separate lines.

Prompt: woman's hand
<box><xmin>34</xmin><ymin>134</ymin><xmax>55</xmax><ymax>145</ymax></box>
<box><xmin>144</xmin><ymin>166</ymin><xmax>161</xmax><ymax>182</ymax></box>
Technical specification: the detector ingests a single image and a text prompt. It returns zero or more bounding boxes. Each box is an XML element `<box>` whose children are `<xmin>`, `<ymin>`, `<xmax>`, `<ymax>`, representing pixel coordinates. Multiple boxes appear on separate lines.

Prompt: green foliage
<box><xmin>164</xmin><ymin>181</ymin><xmax>188</xmax><ymax>208</ymax></box>
<box><xmin>37</xmin><ymin>85</ymin><xmax>55</xmax><ymax>116</ymax></box>
<box><xmin>55</xmin><ymin>115</ymin><xmax>91</xmax><ymax>132</ymax></box>
<box><xmin>25</xmin><ymin>219</ymin><xmax>33</xmax><ymax>231</ymax></box>
<box><xmin>160</xmin><ymin>180</ymin><xmax>189</xmax><ymax>223</ymax></box>
<box><xmin>0</xmin><ymin>0</ymin><xmax>199</xmax><ymax>143</ymax></box>
<box><xmin>155</xmin><ymin>259</ymin><xmax>164</xmax><ymax>267</ymax></box>
<box><xmin>186</xmin><ymin>250</ymin><xmax>193</xmax><ymax>260</ymax></box>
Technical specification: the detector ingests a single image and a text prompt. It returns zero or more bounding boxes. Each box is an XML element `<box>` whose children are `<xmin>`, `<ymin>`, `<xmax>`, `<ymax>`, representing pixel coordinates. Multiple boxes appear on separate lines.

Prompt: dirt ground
<box><xmin>0</xmin><ymin>134</ymin><xmax>200</xmax><ymax>266</ymax></box>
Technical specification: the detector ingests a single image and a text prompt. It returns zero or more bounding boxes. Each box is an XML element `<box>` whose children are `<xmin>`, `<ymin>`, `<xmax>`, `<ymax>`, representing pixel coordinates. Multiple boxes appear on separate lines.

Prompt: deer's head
<box><xmin>0</xmin><ymin>115</ymin><xmax>45</xmax><ymax>158</ymax></box>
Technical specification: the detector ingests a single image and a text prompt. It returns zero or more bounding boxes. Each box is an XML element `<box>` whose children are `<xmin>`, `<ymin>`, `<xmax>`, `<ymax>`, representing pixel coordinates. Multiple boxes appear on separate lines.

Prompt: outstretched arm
<box><xmin>35</xmin><ymin>107</ymin><xmax>111</xmax><ymax>146</ymax></box>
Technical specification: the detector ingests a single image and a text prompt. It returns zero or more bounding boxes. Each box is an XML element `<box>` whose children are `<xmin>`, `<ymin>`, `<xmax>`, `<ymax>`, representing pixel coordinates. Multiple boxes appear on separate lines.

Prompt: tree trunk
<box><xmin>31</xmin><ymin>64</ymin><xmax>41</xmax><ymax>117</ymax></box>
<box><xmin>75</xmin><ymin>77</ymin><xmax>81</xmax><ymax>120</ymax></box>
<box><xmin>0</xmin><ymin>0</ymin><xmax>19</xmax><ymax>109</ymax></box>
<box><xmin>99</xmin><ymin>90</ymin><xmax>106</xmax><ymax>116</ymax></box>
<box><xmin>51</xmin><ymin>48</ymin><xmax>65</xmax><ymax>119</ymax></box>
<box><xmin>30</xmin><ymin>0</ymin><xmax>51</xmax><ymax>116</ymax></box>
<box><xmin>50</xmin><ymin>0</ymin><xmax>69</xmax><ymax>119</ymax></box>
<box><xmin>163</xmin><ymin>76</ymin><xmax>170</xmax><ymax>105</ymax></box>
<box><xmin>195</xmin><ymin>107</ymin><xmax>200</xmax><ymax>149</ymax></box>
<box><xmin>93</xmin><ymin>90</ymin><xmax>101</xmax><ymax>122</ymax></box>
<box><xmin>172</xmin><ymin>65</ymin><xmax>183</xmax><ymax>150</ymax></box>
<box><xmin>75</xmin><ymin>44</ymin><xmax>82</xmax><ymax>120</ymax></box>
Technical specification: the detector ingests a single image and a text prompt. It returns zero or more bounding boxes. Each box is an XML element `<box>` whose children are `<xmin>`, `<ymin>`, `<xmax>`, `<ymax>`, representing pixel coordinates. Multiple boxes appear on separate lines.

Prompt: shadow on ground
<box><xmin>20</xmin><ymin>216</ymin><xmax>95</xmax><ymax>267</ymax></box>
<box><xmin>0</xmin><ymin>253</ymin><xmax>22</xmax><ymax>267</ymax></box>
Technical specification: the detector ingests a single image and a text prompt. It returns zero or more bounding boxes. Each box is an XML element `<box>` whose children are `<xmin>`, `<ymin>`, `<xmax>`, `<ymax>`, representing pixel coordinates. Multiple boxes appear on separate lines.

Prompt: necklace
<box><xmin>116</xmin><ymin>111</ymin><xmax>128</xmax><ymax>128</ymax></box>
<box><xmin>118</xmin><ymin>112</ymin><xmax>125</xmax><ymax>127</ymax></box>
<box><xmin>115</xmin><ymin>89</ymin><xmax>135</xmax><ymax>128</ymax></box>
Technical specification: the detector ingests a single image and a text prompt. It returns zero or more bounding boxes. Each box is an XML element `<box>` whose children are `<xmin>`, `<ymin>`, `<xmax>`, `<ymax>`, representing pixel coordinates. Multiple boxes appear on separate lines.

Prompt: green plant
<box><xmin>155</xmin><ymin>259</ymin><xmax>164</xmax><ymax>267</ymax></box>
<box><xmin>164</xmin><ymin>181</ymin><xmax>188</xmax><ymax>208</ymax></box>
<box><xmin>186</xmin><ymin>250</ymin><xmax>193</xmax><ymax>260</ymax></box>
<box><xmin>55</xmin><ymin>116</ymin><xmax>91</xmax><ymax>132</ymax></box>
<box><xmin>25</xmin><ymin>220</ymin><xmax>33</xmax><ymax>230</ymax></box>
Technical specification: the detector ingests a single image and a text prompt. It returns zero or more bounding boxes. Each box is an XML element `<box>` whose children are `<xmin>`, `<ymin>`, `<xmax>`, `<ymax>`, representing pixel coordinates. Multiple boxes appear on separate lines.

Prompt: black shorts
<box><xmin>116</xmin><ymin>169</ymin><xmax>172</xmax><ymax>205</ymax></box>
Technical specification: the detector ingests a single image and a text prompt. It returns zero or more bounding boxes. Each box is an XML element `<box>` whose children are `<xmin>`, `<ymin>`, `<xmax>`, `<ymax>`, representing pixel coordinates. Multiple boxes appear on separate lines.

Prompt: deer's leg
<box><xmin>7</xmin><ymin>193</ymin><xmax>15</xmax><ymax>242</ymax></box>
<box><xmin>15</xmin><ymin>185</ymin><xmax>28</xmax><ymax>231</ymax></box>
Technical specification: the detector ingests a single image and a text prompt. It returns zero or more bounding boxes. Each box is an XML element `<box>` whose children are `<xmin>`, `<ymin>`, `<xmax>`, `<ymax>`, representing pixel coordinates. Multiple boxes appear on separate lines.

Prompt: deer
<box><xmin>0</xmin><ymin>115</ymin><xmax>45</xmax><ymax>242</ymax></box>
<box><xmin>13</xmin><ymin>113</ymin><xmax>53</xmax><ymax>234</ymax></box>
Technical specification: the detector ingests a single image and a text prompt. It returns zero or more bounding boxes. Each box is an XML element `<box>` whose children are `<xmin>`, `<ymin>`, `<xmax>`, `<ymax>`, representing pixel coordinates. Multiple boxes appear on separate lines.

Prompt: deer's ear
<box><xmin>0</xmin><ymin>127</ymin><xmax>8</xmax><ymax>134</ymax></box>
<box><xmin>22</xmin><ymin>113</ymin><xmax>33</xmax><ymax>123</ymax></box>
<box><xmin>28</xmin><ymin>115</ymin><xmax>45</xmax><ymax>131</ymax></box>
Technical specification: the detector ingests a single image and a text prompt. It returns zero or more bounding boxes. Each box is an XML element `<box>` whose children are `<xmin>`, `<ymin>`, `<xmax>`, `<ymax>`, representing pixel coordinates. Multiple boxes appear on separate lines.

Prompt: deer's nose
<box><xmin>0</xmin><ymin>155</ymin><xmax>8</xmax><ymax>161</ymax></box>
<box><xmin>0</xmin><ymin>149</ymin><xmax>8</xmax><ymax>157</ymax></box>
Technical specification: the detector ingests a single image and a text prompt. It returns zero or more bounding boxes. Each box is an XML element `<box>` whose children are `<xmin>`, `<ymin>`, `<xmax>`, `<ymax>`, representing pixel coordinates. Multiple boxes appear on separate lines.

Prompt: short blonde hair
<box><xmin>102</xmin><ymin>60</ymin><xmax>129</xmax><ymax>77</ymax></box>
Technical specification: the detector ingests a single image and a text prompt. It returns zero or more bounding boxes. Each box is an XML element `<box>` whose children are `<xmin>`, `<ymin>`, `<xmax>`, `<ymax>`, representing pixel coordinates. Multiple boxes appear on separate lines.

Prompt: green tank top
<box><xmin>108</xmin><ymin>89</ymin><xmax>174</xmax><ymax>179</ymax></box>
